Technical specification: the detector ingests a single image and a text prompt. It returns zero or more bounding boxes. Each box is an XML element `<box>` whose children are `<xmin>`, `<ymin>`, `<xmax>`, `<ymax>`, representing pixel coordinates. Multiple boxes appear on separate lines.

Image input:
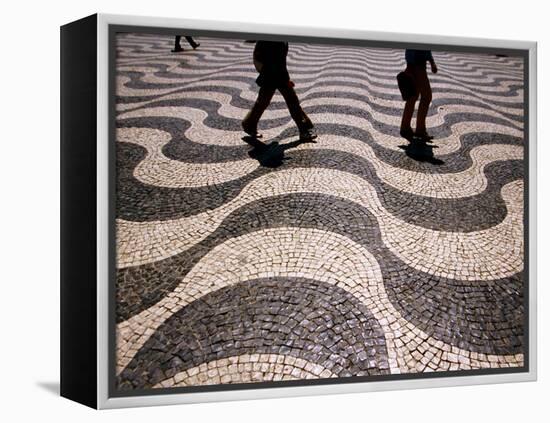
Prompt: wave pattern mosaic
<box><xmin>114</xmin><ymin>33</ymin><xmax>525</xmax><ymax>391</ymax></box>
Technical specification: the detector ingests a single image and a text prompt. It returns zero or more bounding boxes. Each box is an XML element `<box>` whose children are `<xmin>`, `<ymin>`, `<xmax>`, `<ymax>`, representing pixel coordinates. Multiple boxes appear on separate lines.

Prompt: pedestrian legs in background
<box><xmin>172</xmin><ymin>35</ymin><xmax>200</xmax><ymax>52</ymax></box>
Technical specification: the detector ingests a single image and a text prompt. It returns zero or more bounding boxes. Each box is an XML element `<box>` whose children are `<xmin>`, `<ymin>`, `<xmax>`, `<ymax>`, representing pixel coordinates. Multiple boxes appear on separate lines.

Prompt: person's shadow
<box><xmin>398</xmin><ymin>139</ymin><xmax>444</xmax><ymax>165</ymax></box>
<box><xmin>242</xmin><ymin>135</ymin><xmax>317</xmax><ymax>168</ymax></box>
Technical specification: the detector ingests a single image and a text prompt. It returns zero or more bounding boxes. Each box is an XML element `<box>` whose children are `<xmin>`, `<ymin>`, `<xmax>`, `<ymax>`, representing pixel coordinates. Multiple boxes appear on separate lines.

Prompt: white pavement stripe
<box><xmin>118</xmin><ymin>105</ymin><xmax>523</xmax><ymax>155</ymax></box>
<box><xmin>116</xmin><ymin>168</ymin><xmax>524</xmax><ymax>281</ymax></box>
<box><xmin>118</xmin><ymin>37</ymin><xmax>523</xmax><ymax>75</ymax></box>
<box><xmin>153</xmin><ymin>354</ymin><xmax>339</xmax><ymax>388</ymax></box>
<box><xmin>116</xmin><ymin>78</ymin><xmax>524</xmax><ymax>121</ymax></box>
<box><xmin>117</xmin><ymin>70</ymin><xmax>524</xmax><ymax>106</ymax></box>
<box><xmin>117</xmin><ymin>227</ymin><xmax>523</xmax><ymax>375</ymax></box>
<box><xmin>117</xmin><ymin>127</ymin><xmax>259</xmax><ymax>188</ymax></box>
<box><xmin>117</xmin><ymin>88</ymin><xmax>523</xmax><ymax>131</ymax></box>
<box><xmin>118</xmin><ymin>65</ymin><xmax>524</xmax><ymax>100</ymax></box>
<box><xmin>118</xmin><ymin>54</ymin><xmax>523</xmax><ymax>85</ymax></box>
<box><xmin>118</xmin><ymin>121</ymin><xmax>522</xmax><ymax>196</ymax></box>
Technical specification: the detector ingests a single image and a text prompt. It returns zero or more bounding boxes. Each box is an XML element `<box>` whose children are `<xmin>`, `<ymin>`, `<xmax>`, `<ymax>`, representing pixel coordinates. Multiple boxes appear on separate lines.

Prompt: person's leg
<box><xmin>414</xmin><ymin>67</ymin><xmax>432</xmax><ymax>135</ymax></box>
<box><xmin>300</xmin><ymin>111</ymin><xmax>314</xmax><ymax>130</ymax></box>
<box><xmin>242</xmin><ymin>86</ymin><xmax>275</xmax><ymax>136</ymax></box>
<box><xmin>400</xmin><ymin>96</ymin><xmax>418</xmax><ymax>136</ymax></box>
<box><xmin>278</xmin><ymin>84</ymin><xmax>314</xmax><ymax>135</ymax></box>
<box><xmin>185</xmin><ymin>36</ymin><xmax>200</xmax><ymax>49</ymax></box>
<box><xmin>400</xmin><ymin>66</ymin><xmax>418</xmax><ymax>139</ymax></box>
<box><xmin>172</xmin><ymin>36</ymin><xmax>183</xmax><ymax>52</ymax></box>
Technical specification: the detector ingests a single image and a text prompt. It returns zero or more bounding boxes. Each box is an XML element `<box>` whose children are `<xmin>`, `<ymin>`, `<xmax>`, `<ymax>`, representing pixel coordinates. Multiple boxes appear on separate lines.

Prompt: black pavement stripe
<box><xmin>116</xmin><ymin>192</ymin><xmax>523</xmax><ymax>356</ymax></box>
<box><xmin>117</xmin><ymin>277</ymin><xmax>390</xmax><ymax>390</ymax></box>
<box><xmin>116</xmin><ymin>140</ymin><xmax>521</xmax><ymax>222</ymax></box>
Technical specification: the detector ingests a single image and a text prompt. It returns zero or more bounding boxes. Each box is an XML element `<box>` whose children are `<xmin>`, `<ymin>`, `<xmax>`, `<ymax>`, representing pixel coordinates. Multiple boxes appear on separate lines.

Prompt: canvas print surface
<box><xmin>113</xmin><ymin>32</ymin><xmax>525</xmax><ymax>393</ymax></box>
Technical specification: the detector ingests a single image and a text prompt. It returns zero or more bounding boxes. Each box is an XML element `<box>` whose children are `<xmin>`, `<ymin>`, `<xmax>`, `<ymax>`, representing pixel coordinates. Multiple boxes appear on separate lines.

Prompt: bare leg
<box><xmin>278</xmin><ymin>84</ymin><xmax>313</xmax><ymax>132</ymax></box>
<box><xmin>400</xmin><ymin>65</ymin><xmax>418</xmax><ymax>139</ymax></box>
<box><xmin>400</xmin><ymin>95</ymin><xmax>418</xmax><ymax>133</ymax></box>
<box><xmin>413</xmin><ymin>66</ymin><xmax>432</xmax><ymax>135</ymax></box>
<box><xmin>242</xmin><ymin>86</ymin><xmax>276</xmax><ymax>135</ymax></box>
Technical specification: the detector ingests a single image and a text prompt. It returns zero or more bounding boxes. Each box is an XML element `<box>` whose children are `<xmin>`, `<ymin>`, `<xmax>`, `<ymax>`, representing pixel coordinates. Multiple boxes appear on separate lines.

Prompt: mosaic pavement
<box><xmin>114</xmin><ymin>33</ymin><xmax>525</xmax><ymax>391</ymax></box>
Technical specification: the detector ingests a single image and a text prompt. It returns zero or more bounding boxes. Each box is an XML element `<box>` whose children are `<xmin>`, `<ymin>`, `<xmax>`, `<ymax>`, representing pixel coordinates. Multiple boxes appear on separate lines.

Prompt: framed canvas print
<box><xmin>60</xmin><ymin>13</ymin><xmax>537</xmax><ymax>409</ymax></box>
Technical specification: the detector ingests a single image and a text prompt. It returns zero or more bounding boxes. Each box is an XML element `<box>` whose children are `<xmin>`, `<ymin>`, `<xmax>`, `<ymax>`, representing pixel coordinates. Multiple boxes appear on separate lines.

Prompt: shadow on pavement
<box><xmin>399</xmin><ymin>139</ymin><xmax>444</xmax><ymax>165</ymax></box>
<box><xmin>243</xmin><ymin>136</ymin><xmax>317</xmax><ymax>168</ymax></box>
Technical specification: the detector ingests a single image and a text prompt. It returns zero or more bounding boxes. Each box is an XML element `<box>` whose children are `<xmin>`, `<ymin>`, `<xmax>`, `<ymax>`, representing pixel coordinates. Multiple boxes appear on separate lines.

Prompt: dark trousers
<box><xmin>400</xmin><ymin>64</ymin><xmax>433</xmax><ymax>133</ymax></box>
<box><xmin>243</xmin><ymin>84</ymin><xmax>312</xmax><ymax>132</ymax></box>
<box><xmin>175</xmin><ymin>36</ymin><xmax>198</xmax><ymax>48</ymax></box>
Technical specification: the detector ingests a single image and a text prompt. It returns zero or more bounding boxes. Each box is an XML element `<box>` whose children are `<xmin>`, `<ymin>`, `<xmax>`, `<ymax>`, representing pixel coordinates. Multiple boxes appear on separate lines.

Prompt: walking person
<box><xmin>400</xmin><ymin>49</ymin><xmax>437</xmax><ymax>141</ymax></box>
<box><xmin>171</xmin><ymin>36</ymin><xmax>200</xmax><ymax>52</ymax></box>
<box><xmin>242</xmin><ymin>41</ymin><xmax>316</xmax><ymax>141</ymax></box>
